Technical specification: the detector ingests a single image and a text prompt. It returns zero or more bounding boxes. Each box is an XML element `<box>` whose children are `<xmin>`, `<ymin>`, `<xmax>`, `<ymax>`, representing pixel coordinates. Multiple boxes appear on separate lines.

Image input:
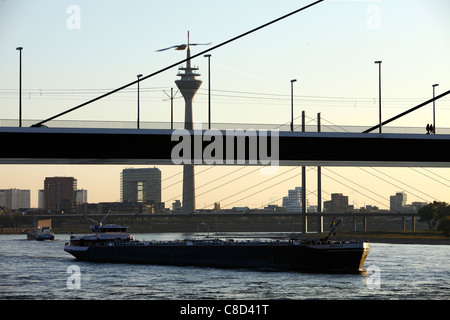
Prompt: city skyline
<box><xmin>1</xmin><ymin>1</ymin><xmax>449</xmax><ymax>211</ymax></box>
<box><xmin>1</xmin><ymin>165</ymin><xmax>448</xmax><ymax>212</ymax></box>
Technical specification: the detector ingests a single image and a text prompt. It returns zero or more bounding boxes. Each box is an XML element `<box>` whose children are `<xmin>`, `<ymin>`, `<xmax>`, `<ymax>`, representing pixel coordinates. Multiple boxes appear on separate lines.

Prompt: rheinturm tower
<box><xmin>175</xmin><ymin>33</ymin><xmax>202</xmax><ymax>213</ymax></box>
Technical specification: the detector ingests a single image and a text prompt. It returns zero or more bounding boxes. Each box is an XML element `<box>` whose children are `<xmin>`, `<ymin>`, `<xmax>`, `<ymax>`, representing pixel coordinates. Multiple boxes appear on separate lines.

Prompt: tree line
<box><xmin>418</xmin><ymin>201</ymin><xmax>450</xmax><ymax>237</ymax></box>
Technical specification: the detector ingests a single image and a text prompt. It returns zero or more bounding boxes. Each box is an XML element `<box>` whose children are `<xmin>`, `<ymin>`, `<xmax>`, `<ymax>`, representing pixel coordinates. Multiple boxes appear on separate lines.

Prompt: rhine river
<box><xmin>0</xmin><ymin>233</ymin><xmax>448</xmax><ymax>301</ymax></box>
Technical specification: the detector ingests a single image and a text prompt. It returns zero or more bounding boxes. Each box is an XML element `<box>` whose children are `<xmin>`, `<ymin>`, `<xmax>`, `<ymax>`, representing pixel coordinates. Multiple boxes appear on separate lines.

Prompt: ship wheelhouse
<box><xmin>91</xmin><ymin>224</ymin><xmax>129</xmax><ymax>233</ymax></box>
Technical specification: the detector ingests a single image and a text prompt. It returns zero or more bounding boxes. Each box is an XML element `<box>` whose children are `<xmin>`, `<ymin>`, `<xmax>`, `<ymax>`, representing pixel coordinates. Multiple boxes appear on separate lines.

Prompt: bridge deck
<box><xmin>1</xmin><ymin>127</ymin><xmax>449</xmax><ymax>166</ymax></box>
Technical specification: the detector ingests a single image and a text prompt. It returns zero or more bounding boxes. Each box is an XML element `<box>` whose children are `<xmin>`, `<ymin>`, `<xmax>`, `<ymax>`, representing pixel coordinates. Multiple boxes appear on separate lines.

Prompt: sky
<box><xmin>0</xmin><ymin>0</ymin><xmax>450</xmax><ymax>210</ymax></box>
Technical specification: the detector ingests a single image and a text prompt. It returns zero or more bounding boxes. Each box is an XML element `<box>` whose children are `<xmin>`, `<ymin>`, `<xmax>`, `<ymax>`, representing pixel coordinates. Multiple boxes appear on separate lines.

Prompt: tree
<box><xmin>418</xmin><ymin>203</ymin><xmax>437</xmax><ymax>229</ymax></box>
<box><xmin>419</xmin><ymin>201</ymin><xmax>450</xmax><ymax>236</ymax></box>
<box><xmin>438</xmin><ymin>216</ymin><xmax>450</xmax><ymax>237</ymax></box>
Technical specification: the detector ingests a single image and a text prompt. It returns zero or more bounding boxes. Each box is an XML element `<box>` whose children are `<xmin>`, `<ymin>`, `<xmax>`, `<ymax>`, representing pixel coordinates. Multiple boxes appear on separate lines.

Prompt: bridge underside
<box><xmin>1</xmin><ymin>127</ymin><xmax>449</xmax><ymax>167</ymax></box>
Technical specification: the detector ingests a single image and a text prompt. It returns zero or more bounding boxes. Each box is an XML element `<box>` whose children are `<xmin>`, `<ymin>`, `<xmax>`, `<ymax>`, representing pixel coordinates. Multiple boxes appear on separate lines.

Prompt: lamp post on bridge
<box><xmin>374</xmin><ymin>61</ymin><xmax>382</xmax><ymax>133</ymax></box>
<box><xmin>290</xmin><ymin>79</ymin><xmax>297</xmax><ymax>132</ymax></box>
<box><xmin>16</xmin><ymin>47</ymin><xmax>23</xmax><ymax>127</ymax></box>
<box><xmin>432</xmin><ymin>83</ymin><xmax>439</xmax><ymax>134</ymax></box>
<box><xmin>137</xmin><ymin>74</ymin><xmax>143</xmax><ymax>129</ymax></box>
<box><xmin>204</xmin><ymin>54</ymin><xmax>211</xmax><ymax>130</ymax></box>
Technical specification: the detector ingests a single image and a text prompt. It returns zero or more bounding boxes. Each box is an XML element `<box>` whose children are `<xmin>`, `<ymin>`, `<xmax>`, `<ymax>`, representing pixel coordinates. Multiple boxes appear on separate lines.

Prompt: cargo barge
<box><xmin>64</xmin><ymin>218</ymin><xmax>369</xmax><ymax>273</ymax></box>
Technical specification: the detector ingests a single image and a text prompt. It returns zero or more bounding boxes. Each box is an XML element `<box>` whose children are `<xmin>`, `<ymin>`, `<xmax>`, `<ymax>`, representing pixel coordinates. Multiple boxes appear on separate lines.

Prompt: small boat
<box><xmin>27</xmin><ymin>226</ymin><xmax>55</xmax><ymax>241</ymax></box>
<box><xmin>27</xmin><ymin>218</ymin><xmax>55</xmax><ymax>241</ymax></box>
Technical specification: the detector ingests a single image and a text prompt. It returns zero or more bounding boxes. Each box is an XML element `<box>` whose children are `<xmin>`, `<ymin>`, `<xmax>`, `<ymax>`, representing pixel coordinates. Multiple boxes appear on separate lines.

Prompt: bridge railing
<box><xmin>2</xmin><ymin>119</ymin><xmax>450</xmax><ymax>134</ymax></box>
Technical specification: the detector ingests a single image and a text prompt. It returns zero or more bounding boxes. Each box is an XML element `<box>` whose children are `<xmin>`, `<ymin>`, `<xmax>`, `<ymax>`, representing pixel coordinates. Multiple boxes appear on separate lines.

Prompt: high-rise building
<box><xmin>0</xmin><ymin>189</ymin><xmax>30</xmax><ymax>210</ymax></box>
<box><xmin>390</xmin><ymin>192</ymin><xmax>407</xmax><ymax>212</ymax></box>
<box><xmin>40</xmin><ymin>188</ymin><xmax>87</xmax><ymax>210</ymax></box>
<box><xmin>324</xmin><ymin>193</ymin><xmax>350</xmax><ymax>212</ymax></box>
<box><xmin>76</xmin><ymin>189</ymin><xmax>88</xmax><ymax>204</ymax></box>
<box><xmin>120</xmin><ymin>168</ymin><xmax>161</xmax><ymax>204</ymax></box>
<box><xmin>282</xmin><ymin>187</ymin><xmax>305</xmax><ymax>212</ymax></box>
<box><xmin>172</xmin><ymin>200</ymin><xmax>181</xmax><ymax>212</ymax></box>
<box><xmin>44</xmin><ymin>177</ymin><xmax>77</xmax><ymax>213</ymax></box>
<box><xmin>38</xmin><ymin>189</ymin><xmax>45</xmax><ymax>209</ymax></box>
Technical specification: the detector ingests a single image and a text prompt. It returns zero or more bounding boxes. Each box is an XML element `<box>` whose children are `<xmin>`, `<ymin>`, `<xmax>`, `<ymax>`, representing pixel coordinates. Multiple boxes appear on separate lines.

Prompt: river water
<box><xmin>0</xmin><ymin>233</ymin><xmax>448</xmax><ymax>301</ymax></box>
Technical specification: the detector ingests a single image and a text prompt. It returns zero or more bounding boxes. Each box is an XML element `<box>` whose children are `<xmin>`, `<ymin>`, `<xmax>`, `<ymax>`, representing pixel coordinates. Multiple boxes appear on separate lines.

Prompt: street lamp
<box><xmin>290</xmin><ymin>79</ymin><xmax>297</xmax><ymax>132</ymax></box>
<box><xmin>137</xmin><ymin>74</ymin><xmax>143</xmax><ymax>129</ymax></box>
<box><xmin>16</xmin><ymin>47</ymin><xmax>23</xmax><ymax>127</ymax></box>
<box><xmin>374</xmin><ymin>61</ymin><xmax>382</xmax><ymax>133</ymax></box>
<box><xmin>432</xmin><ymin>84</ymin><xmax>439</xmax><ymax>134</ymax></box>
<box><xmin>204</xmin><ymin>54</ymin><xmax>211</xmax><ymax>129</ymax></box>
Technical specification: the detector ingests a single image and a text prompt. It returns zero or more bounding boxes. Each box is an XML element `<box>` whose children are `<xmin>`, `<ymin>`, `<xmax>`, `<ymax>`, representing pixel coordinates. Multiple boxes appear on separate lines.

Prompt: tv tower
<box><xmin>157</xmin><ymin>32</ymin><xmax>210</xmax><ymax>213</ymax></box>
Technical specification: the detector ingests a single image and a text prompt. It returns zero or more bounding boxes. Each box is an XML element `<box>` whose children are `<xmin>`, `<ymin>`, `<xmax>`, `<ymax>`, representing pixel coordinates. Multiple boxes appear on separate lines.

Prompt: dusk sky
<box><xmin>1</xmin><ymin>0</ymin><xmax>449</xmax><ymax>209</ymax></box>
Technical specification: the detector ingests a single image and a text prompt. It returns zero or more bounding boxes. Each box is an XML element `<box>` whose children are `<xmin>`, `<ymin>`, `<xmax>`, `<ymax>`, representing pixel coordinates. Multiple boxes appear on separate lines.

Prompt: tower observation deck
<box><xmin>175</xmin><ymin>41</ymin><xmax>202</xmax><ymax>131</ymax></box>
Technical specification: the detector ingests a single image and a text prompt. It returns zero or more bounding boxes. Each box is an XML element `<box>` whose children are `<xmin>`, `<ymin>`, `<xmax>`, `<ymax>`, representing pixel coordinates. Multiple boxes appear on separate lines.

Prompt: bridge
<box><xmin>1</xmin><ymin>125</ymin><xmax>449</xmax><ymax>167</ymax></box>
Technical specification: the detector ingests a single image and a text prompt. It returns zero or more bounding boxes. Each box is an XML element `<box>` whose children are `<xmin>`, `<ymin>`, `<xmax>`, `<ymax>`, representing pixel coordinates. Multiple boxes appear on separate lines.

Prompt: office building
<box><xmin>324</xmin><ymin>193</ymin><xmax>350</xmax><ymax>212</ymax></box>
<box><xmin>172</xmin><ymin>200</ymin><xmax>182</xmax><ymax>212</ymax></box>
<box><xmin>76</xmin><ymin>189</ymin><xmax>88</xmax><ymax>204</ymax></box>
<box><xmin>40</xmin><ymin>188</ymin><xmax>87</xmax><ymax>209</ymax></box>
<box><xmin>38</xmin><ymin>189</ymin><xmax>45</xmax><ymax>209</ymax></box>
<box><xmin>44</xmin><ymin>177</ymin><xmax>77</xmax><ymax>213</ymax></box>
<box><xmin>121</xmin><ymin>168</ymin><xmax>161</xmax><ymax>204</ymax></box>
<box><xmin>0</xmin><ymin>188</ymin><xmax>30</xmax><ymax>210</ymax></box>
<box><xmin>282</xmin><ymin>187</ymin><xmax>305</xmax><ymax>212</ymax></box>
<box><xmin>390</xmin><ymin>192</ymin><xmax>407</xmax><ymax>212</ymax></box>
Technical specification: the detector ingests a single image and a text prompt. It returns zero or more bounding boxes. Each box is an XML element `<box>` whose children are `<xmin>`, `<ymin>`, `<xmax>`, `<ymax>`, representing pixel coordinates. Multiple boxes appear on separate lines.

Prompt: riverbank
<box><xmin>337</xmin><ymin>231</ymin><xmax>450</xmax><ymax>245</ymax></box>
<box><xmin>205</xmin><ymin>230</ymin><xmax>450</xmax><ymax>245</ymax></box>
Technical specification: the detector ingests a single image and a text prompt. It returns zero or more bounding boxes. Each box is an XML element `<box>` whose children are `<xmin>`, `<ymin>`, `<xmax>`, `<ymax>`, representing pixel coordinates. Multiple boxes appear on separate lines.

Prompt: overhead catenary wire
<box><xmin>3</xmin><ymin>86</ymin><xmax>449</xmax><ymax>110</ymax></box>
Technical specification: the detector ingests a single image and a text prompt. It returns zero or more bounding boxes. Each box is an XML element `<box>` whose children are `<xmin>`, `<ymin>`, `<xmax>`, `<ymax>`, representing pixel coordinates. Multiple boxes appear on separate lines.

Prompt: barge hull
<box><xmin>64</xmin><ymin>242</ymin><xmax>369</xmax><ymax>272</ymax></box>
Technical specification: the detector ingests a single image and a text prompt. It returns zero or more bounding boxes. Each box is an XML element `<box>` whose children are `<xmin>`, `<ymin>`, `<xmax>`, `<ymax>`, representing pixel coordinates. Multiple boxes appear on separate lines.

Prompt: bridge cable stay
<box><xmin>166</xmin><ymin>166</ymin><xmax>270</xmax><ymax>206</ymax></box>
<box><xmin>258</xmin><ymin>189</ymin><xmax>331</xmax><ymax>212</ymax></box>
<box><xmin>421</xmin><ymin>168</ymin><xmax>450</xmax><ymax>183</ymax></box>
<box><xmin>409</xmin><ymin>167</ymin><xmax>450</xmax><ymax>189</ymax></box>
<box><xmin>31</xmin><ymin>0</ymin><xmax>324</xmax><ymax>127</ymax></box>
<box><xmin>218</xmin><ymin>166</ymin><xmax>304</xmax><ymax>209</ymax></box>
<box><xmin>223</xmin><ymin>177</ymin><xmax>315</xmax><ymax>210</ymax></box>
<box><xmin>362</xmin><ymin>167</ymin><xmax>440</xmax><ymax>202</ymax></box>
<box><xmin>318</xmin><ymin>169</ymin><xmax>390</xmax><ymax>209</ymax></box>
<box><xmin>363</xmin><ymin>89</ymin><xmax>450</xmax><ymax>133</ymax></box>
<box><xmin>202</xmin><ymin>166</ymin><xmax>306</xmax><ymax>210</ymax></box>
